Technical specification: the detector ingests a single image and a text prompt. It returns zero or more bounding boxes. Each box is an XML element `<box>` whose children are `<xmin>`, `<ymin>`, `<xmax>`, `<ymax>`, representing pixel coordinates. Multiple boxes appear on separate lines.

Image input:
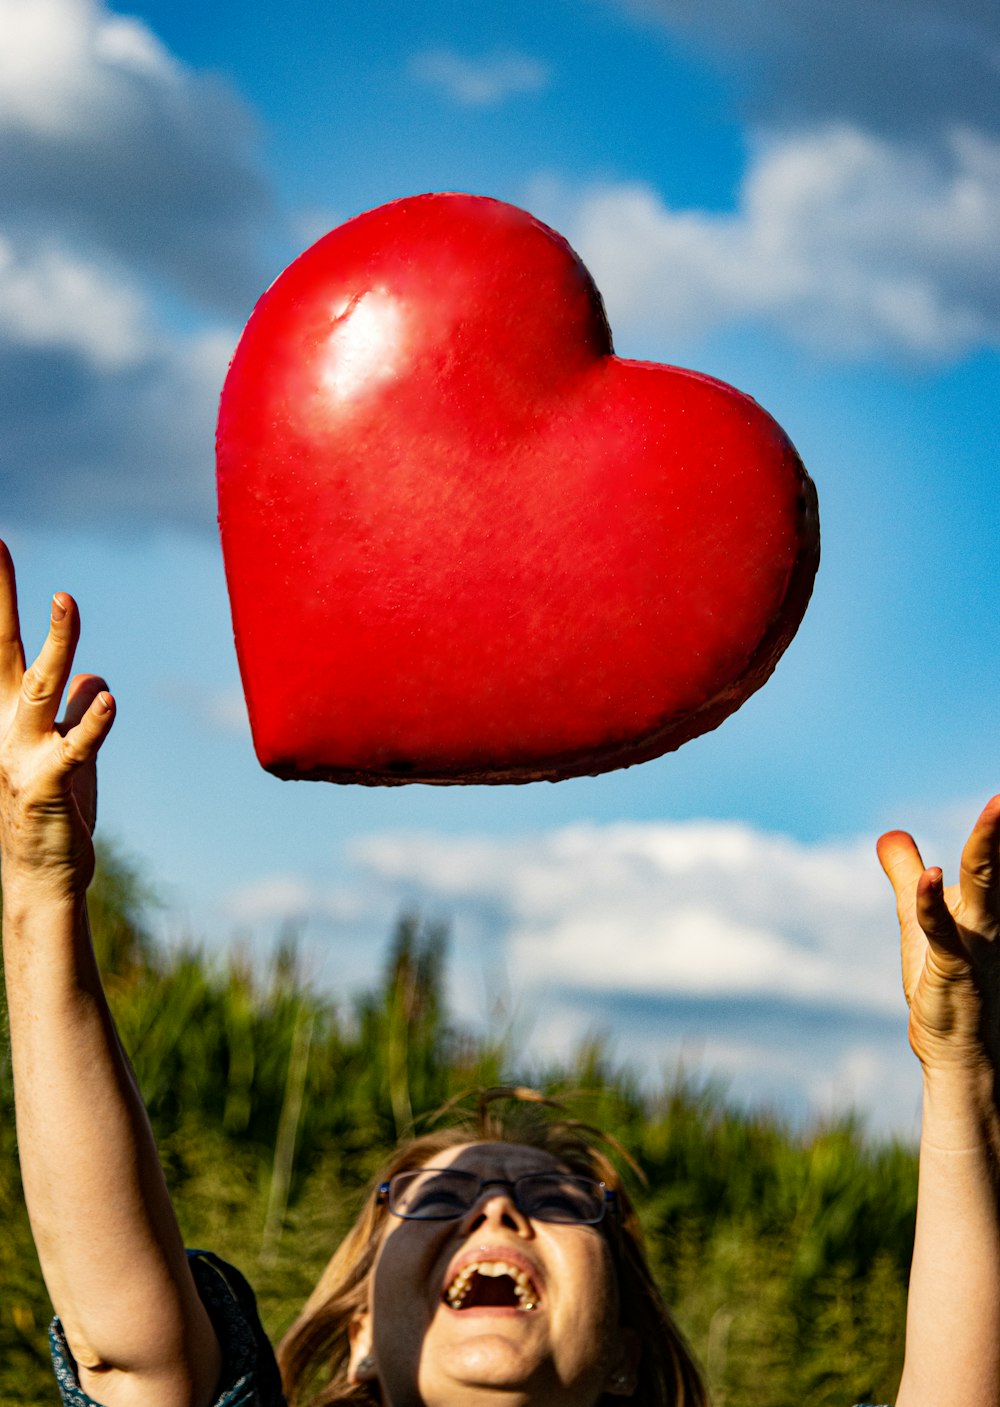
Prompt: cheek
<box><xmin>370</xmin><ymin>1227</ymin><xmax>456</xmax><ymax>1396</ymax></box>
<box><xmin>590</xmin><ymin>1243</ymin><xmax>621</xmax><ymax>1320</ymax></box>
<box><xmin>552</xmin><ymin>1234</ymin><xmax>621</xmax><ymax>1333</ymax></box>
<box><xmin>370</xmin><ymin>1223</ymin><xmax>440</xmax><ymax>1331</ymax></box>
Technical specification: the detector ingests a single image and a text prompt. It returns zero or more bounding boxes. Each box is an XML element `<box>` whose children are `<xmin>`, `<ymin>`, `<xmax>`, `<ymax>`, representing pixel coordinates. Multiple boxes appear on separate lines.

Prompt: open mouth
<box><xmin>444</xmin><ymin>1259</ymin><xmax>540</xmax><ymax>1312</ymax></box>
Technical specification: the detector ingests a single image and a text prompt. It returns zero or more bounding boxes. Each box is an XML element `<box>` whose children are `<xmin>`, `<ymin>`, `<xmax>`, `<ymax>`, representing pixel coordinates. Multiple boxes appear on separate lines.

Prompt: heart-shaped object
<box><xmin>217</xmin><ymin>193</ymin><xmax>819</xmax><ymax>785</ymax></box>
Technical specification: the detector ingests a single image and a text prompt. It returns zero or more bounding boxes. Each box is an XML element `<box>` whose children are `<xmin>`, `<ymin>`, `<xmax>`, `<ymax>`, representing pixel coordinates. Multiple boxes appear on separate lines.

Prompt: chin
<box><xmin>430</xmin><ymin>1329</ymin><xmax>544</xmax><ymax>1390</ymax></box>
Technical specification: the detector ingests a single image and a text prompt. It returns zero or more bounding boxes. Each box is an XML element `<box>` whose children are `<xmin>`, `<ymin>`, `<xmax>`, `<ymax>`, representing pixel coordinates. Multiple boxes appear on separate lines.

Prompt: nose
<box><xmin>459</xmin><ymin>1185</ymin><xmax>531</xmax><ymax>1237</ymax></box>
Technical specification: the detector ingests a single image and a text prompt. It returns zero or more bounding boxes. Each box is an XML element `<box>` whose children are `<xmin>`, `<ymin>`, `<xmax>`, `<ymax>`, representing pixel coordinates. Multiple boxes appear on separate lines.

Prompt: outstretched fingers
<box><xmin>61</xmin><ymin>674</ymin><xmax>110</xmax><ymax>733</ymax></box>
<box><xmin>0</xmin><ymin>540</ymin><xmax>26</xmax><ymax>693</ymax></box>
<box><xmin>56</xmin><ymin>683</ymin><xmax>115</xmax><ymax>838</ymax></box>
<box><xmin>877</xmin><ymin>829</ymin><xmax>967</xmax><ymax>1002</ymax></box>
<box><xmin>12</xmin><ymin>593</ymin><xmax>81</xmax><ymax>740</ymax></box>
<box><xmin>914</xmin><ymin>867</ymin><xmax>967</xmax><ymax>963</ymax></box>
<box><xmin>60</xmin><ymin>687</ymin><xmax>115</xmax><ymax>770</ymax></box>
<box><xmin>878</xmin><ymin>830</ymin><xmax>931</xmax><ymax>1000</ymax></box>
<box><xmin>957</xmin><ymin>794</ymin><xmax>1000</xmax><ymax>934</ymax></box>
<box><xmin>877</xmin><ymin>829</ymin><xmax>926</xmax><ymax>919</ymax></box>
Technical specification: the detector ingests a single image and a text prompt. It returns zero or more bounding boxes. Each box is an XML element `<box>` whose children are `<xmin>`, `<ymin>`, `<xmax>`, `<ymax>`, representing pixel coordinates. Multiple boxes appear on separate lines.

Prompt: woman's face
<box><xmin>358</xmin><ymin>1141</ymin><xmax>637</xmax><ymax>1407</ymax></box>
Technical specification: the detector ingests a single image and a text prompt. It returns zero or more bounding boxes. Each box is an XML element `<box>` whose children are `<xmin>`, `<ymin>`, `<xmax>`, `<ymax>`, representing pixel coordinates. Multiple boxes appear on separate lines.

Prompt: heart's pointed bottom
<box><xmin>251</xmin><ymin>466</ymin><xmax>819</xmax><ymax>787</ymax></box>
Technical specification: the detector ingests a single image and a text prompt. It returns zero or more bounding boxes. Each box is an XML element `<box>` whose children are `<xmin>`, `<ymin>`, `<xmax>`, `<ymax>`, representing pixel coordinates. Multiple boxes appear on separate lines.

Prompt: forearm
<box><xmin>895</xmin><ymin>1065</ymin><xmax>1000</xmax><ymax>1407</ymax></box>
<box><xmin>3</xmin><ymin>876</ymin><xmax>220</xmax><ymax>1406</ymax></box>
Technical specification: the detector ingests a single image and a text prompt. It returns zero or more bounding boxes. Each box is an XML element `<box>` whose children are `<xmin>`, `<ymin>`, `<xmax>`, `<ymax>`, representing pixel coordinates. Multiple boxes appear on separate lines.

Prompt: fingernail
<box><xmin>96</xmin><ymin>692</ymin><xmax>113</xmax><ymax>714</ymax></box>
<box><xmin>51</xmin><ymin>595</ymin><xmax>67</xmax><ymax>622</ymax></box>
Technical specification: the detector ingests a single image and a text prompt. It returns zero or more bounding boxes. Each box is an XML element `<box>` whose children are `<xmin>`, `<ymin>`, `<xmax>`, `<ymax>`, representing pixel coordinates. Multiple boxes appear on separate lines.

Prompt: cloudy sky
<box><xmin>2</xmin><ymin>0</ymin><xmax>998</xmax><ymax>1133</ymax></box>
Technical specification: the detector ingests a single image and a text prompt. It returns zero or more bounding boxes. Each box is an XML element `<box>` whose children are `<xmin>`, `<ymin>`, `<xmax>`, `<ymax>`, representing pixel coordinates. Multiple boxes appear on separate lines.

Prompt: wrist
<box><xmin>1</xmin><ymin>882</ymin><xmax>98</xmax><ymax>1010</ymax></box>
<box><xmin>0</xmin><ymin>821</ymin><xmax>96</xmax><ymax>903</ymax></box>
<box><xmin>920</xmin><ymin>1061</ymin><xmax>1000</xmax><ymax>1157</ymax></box>
<box><xmin>1</xmin><ymin>867</ymin><xmax>90</xmax><ymax>926</ymax></box>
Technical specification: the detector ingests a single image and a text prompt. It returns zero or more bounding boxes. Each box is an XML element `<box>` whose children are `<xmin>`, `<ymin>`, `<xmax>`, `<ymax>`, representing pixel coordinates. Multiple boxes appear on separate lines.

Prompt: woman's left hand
<box><xmin>880</xmin><ymin>804</ymin><xmax>1000</xmax><ymax>1407</ymax></box>
<box><xmin>877</xmin><ymin>795</ymin><xmax>1000</xmax><ymax>1083</ymax></box>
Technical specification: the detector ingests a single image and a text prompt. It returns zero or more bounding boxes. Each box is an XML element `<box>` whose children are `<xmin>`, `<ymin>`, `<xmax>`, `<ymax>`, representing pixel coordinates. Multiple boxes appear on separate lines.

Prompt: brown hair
<box><xmin>277</xmin><ymin>1088</ymin><xmax>709</xmax><ymax>1407</ymax></box>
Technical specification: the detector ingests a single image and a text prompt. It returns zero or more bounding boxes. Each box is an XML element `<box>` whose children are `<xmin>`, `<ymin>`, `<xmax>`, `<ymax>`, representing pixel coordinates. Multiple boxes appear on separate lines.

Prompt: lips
<box><xmin>442</xmin><ymin>1246</ymin><xmax>543</xmax><ymax>1313</ymax></box>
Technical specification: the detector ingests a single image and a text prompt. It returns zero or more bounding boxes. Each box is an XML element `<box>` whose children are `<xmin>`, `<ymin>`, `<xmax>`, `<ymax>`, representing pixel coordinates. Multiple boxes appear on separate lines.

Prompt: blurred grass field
<box><xmin>1</xmin><ymin>845</ymin><xmax>914</xmax><ymax>1406</ymax></box>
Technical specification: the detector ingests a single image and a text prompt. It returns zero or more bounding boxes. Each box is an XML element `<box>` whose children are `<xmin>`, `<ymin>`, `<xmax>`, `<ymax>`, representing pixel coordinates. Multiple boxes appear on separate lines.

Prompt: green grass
<box><xmin>0</xmin><ymin>845</ymin><xmax>914</xmax><ymax>1405</ymax></box>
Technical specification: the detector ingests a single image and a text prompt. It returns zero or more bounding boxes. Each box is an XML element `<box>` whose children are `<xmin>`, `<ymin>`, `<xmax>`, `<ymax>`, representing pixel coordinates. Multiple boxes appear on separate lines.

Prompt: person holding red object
<box><xmin>1</xmin><ymin>536</ymin><xmax>997</xmax><ymax>1407</ymax></box>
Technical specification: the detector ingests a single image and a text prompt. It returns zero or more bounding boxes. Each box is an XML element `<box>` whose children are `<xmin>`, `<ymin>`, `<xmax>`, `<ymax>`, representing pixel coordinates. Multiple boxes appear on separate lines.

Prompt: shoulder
<box><xmin>50</xmin><ymin>1250</ymin><xmax>287</xmax><ymax>1407</ymax></box>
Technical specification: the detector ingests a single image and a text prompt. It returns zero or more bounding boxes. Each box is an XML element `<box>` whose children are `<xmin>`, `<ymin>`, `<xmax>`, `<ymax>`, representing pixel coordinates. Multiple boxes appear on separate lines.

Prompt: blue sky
<box><xmin>2</xmin><ymin>0</ymin><xmax>998</xmax><ymax>1132</ymax></box>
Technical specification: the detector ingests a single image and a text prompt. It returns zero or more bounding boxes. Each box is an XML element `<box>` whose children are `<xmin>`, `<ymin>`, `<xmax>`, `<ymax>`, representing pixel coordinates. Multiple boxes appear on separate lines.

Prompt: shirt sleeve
<box><xmin>49</xmin><ymin>1249</ymin><xmax>287</xmax><ymax>1407</ymax></box>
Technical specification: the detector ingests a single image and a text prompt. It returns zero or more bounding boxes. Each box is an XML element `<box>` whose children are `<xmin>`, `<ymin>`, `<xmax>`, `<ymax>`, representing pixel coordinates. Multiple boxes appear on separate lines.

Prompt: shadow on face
<box><xmin>357</xmin><ymin>1141</ymin><xmax>637</xmax><ymax>1407</ymax></box>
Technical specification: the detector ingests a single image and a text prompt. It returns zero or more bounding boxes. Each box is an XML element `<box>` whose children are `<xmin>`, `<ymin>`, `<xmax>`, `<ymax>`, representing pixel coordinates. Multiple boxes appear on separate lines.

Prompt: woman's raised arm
<box><xmin>0</xmin><ymin>542</ymin><xmax>221</xmax><ymax>1407</ymax></box>
<box><xmin>878</xmin><ymin>796</ymin><xmax>1000</xmax><ymax>1407</ymax></box>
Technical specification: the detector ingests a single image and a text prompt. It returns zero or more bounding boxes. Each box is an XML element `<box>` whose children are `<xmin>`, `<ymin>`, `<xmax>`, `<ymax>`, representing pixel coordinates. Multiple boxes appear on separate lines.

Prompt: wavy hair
<box><xmin>277</xmin><ymin>1088</ymin><xmax>709</xmax><ymax>1407</ymax></box>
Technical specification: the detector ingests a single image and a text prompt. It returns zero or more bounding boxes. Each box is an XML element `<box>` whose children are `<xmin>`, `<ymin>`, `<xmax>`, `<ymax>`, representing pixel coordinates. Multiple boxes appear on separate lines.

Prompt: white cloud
<box><xmin>228</xmin><ymin>874</ymin><xmax>319</xmax><ymax>924</ymax></box>
<box><xmin>215</xmin><ymin>877</ymin><xmax>393</xmax><ymax>998</ymax></box>
<box><xmin>293</xmin><ymin>208</ymin><xmax>344</xmax><ymax>251</ymax></box>
<box><xmin>0</xmin><ymin>320</ymin><xmax>235</xmax><ymax>531</ymax></box>
<box><xmin>523</xmin><ymin>1006</ymin><xmax>921</xmax><ymax>1133</ymax></box>
<box><xmin>0</xmin><ymin>0</ymin><xmax>278</xmax><ymax>530</ymax></box>
<box><xmin>409</xmin><ymin>48</ymin><xmax>550</xmax><ymax>107</ymax></box>
<box><xmin>223</xmin><ymin>875</ymin><xmax>372</xmax><ymax>960</ymax></box>
<box><xmin>218</xmin><ymin>813</ymin><xmax>943</xmax><ymax>1128</ymax></box>
<box><xmin>349</xmin><ymin>819</ymin><xmax>903</xmax><ymax>1014</ymax></box>
<box><xmin>0</xmin><ymin>0</ymin><xmax>179</xmax><ymax>136</ymax></box>
<box><xmin>202</xmin><ymin>688</ymin><xmax>250</xmax><ymax>735</ymax></box>
<box><xmin>0</xmin><ymin>0</ymin><xmax>275</xmax><ymax>317</ymax></box>
<box><xmin>531</xmin><ymin>124</ymin><xmax>1000</xmax><ymax>361</ymax></box>
<box><xmin>91</xmin><ymin>11</ymin><xmax>176</xmax><ymax>79</ymax></box>
<box><xmin>610</xmin><ymin>0</ymin><xmax>1000</xmax><ymax>140</ymax></box>
<box><xmin>227</xmin><ymin>875</ymin><xmax>367</xmax><ymax>926</ymax></box>
<box><xmin>162</xmin><ymin>682</ymin><xmax>251</xmax><ymax>736</ymax></box>
<box><xmin>0</xmin><ymin>235</ymin><xmax>150</xmax><ymax>369</ymax></box>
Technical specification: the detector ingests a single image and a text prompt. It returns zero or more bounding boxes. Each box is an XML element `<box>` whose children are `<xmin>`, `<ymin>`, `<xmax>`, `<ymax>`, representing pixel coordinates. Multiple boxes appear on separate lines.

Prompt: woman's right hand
<box><xmin>0</xmin><ymin>540</ymin><xmax>116</xmax><ymax>898</ymax></box>
<box><xmin>1</xmin><ymin>540</ymin><xmax>223</xmax><ymax>1407</ymax></box>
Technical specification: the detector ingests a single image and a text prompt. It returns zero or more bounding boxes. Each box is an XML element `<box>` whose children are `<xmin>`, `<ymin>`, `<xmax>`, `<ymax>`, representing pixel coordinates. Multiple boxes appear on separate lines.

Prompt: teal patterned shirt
<box><xmin>50</xmin><ymin>1250</ymin><xmax>889</xmax><ymax>1407</ymax></box>
<box><xmin>50</xmin><ymin>1250</ymin><xmax>287</xmax><ymax>1407</ymax></box>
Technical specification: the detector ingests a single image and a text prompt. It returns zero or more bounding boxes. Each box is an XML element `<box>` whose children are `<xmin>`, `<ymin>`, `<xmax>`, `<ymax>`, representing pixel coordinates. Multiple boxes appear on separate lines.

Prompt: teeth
<box><xmin>445</xmin><ymin>1260</ymin><xmax>539</xmax><ymax>1311</ymax></box>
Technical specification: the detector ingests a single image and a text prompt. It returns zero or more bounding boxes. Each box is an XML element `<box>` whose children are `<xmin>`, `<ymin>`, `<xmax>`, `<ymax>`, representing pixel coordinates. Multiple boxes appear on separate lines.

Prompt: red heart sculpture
<box><xmin>217</xmin><ymin>193</ymin><xmax>819</xmax><ymax>785</ymax></box>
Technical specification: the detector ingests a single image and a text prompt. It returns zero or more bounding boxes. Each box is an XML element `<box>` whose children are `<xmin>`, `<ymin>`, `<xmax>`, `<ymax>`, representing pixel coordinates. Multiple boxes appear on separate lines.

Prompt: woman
<box><xmin>275</xmin><ymin>1096</ymin><xmax>706</xmax><ymax>1405</ymax></box>
<box><xmin>1</xmin><ymin>537</ymin><xmax>998</xmax><ymax>1407</ymax></box>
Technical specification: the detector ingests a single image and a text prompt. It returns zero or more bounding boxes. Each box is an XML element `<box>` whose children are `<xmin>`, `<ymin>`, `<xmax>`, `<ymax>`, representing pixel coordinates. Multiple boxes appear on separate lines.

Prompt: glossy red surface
<box><xmin>217</xmin><ymin>193</ymin><xmax>819</xmax><ymax>784</ymax></box>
